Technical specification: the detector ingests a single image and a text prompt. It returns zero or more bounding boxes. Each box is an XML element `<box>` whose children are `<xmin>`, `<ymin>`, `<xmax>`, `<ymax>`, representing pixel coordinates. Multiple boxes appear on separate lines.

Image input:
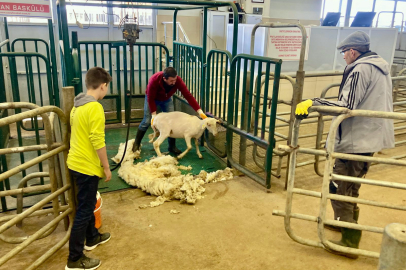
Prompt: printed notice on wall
<box><xmin>0</xmin><ymin>0</ymin><xmax>51</xmax><ymax>18</ymax></box>
<box><xmin>267</xmin><ymin>27</ymin><xmax>311</xmax><ymax>61</ymax></box>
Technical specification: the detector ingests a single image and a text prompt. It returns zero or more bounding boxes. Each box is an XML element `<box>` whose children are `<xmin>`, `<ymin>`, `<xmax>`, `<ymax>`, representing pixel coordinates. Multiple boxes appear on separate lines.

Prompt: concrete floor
<box><xmin>2</xmin><ymin>158</ymin><xmax>406</xmax><ymax>270</ymax></box>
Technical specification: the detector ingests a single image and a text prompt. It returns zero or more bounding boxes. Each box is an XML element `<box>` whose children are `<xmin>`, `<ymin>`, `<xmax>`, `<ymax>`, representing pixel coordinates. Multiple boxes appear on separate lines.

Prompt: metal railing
<box><xmin>254</xmin><ymin>67</ymin><xmax>406</xmax><ymax>185</ymax></box>
<box><xmin>0</xmin><ymin>98</ymin><xmax>75</xmax><ymax>269</ymax></box>
<box><xmin>173</xmin><ymin>41</ymin><xmax>204</xmax><ymax>106</ymax></box>
<box><xmin>376</xmin><ymin>11</ymin><xmax>404</xmax><ymax>30</ymax></box>
<box><xmin>127</xmin><ymin>42</ymin><xmax>170</xmax><ymax>122</ymax></box>
<box><xmin>0</xmin><ymin>19</ymin><xmax>60</xmax><ymax>211</ymax></box>
<box><xmin>73</xmin><ymin>38</ymin><xmax>127</xmax><ymax>124</ymax></box>
<box><xmin>0</xmin><ymin>52</ymin><xmax>57</xmax><ymax>186</ymax></box>
<box><xmin>0</xmin><ymin>108</ymin><xmax>9</xmax><ymax>212</ymax></box>
<box><xmin>376</xmin><ymin>11</ymin><xmax>404</xmax><ymax>50</ymax></box>
<box><xmin>162</xmin><ymin>21</ymin><xmax>191</xmax><ymax>45</ymax></box>
<box><xmin>226</xmin><ymin>54</ymin><xmax>282</xmax><ymax>189</ymax></box>
<box><xmin>205</xmin><ymin>49</ymin><xmax>232</xmax><ymax>157</ymax></box>
<box><xmin>273</xmin><ymin>106</ymin><xmax>406</xmax><ymax>258</ymax></box>
<box><xmin>71</xmin><ymin>33</ymin><xmax>170</xmax><ymax>123</ymax></box>
<box><xmin>310</xmin><ymin>74</ymin><xmax>406</xmax><ymax>177</ymax></box>
<box><xmin>10</xmin><ymin>19</ymin><xmax>60</xmax><ymax>108</ymax></box>
<box><xmin>250</xmin><ymin>22</ymin><xmax>307</xmax><ymax>188</ymax></box>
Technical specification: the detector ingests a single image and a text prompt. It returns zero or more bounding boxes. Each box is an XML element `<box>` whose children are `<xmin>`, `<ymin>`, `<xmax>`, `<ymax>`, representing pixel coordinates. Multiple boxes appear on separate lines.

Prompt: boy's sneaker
<box><xmin>65</xmin><ymin>254</ymin><xmax>100</xmax><ymax>270</ymax></box>
<box><xmin>85</xmin><ymin>233</ymin><xmax>111</xmax><ymax>251</ymax></box>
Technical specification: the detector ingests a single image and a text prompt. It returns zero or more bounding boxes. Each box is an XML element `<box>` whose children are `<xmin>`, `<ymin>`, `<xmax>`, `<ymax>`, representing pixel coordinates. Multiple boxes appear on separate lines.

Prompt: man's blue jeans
<box><xmin>138</xmin><ymin>96</ymin><xmax>174</xmax><ymax>132</ymax></box>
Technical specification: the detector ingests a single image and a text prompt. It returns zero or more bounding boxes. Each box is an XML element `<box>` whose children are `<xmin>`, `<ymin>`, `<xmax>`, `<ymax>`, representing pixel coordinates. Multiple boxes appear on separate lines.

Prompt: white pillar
<box><xmin>378</xmin><ymin>223</ymin><xmax>406</xmax><ymax>270</ymax></box>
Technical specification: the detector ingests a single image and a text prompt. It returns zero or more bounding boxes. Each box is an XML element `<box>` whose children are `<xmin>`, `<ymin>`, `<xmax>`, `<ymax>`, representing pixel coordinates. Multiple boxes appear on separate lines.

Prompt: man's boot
<box><xmin>353</xmin><ymin>206</ymin><xmax>360</xmax><ymax>222</ymax></box>
<box><xmin>168</xmin><ymin>137</ymin><xmax>182</xmax><ymax>155</ymax></box>
<box><xmin>324</xmin><ymin>223</ymin><xmax>341</xmax><ymax>232</ymax></box>
<box><xmin>132</xmin><ymin>129</ymin><xmax>146</xmax><ymax>152</ymax></box>
<box><xmin>328</xmin><ymin>228</ymin><xmax>362</xmax><ymax>259</ymax></box>
<box><xmin>325</xmin><ymin>206</ymin><xmax>360</xmax><ymax>232</ymax></box>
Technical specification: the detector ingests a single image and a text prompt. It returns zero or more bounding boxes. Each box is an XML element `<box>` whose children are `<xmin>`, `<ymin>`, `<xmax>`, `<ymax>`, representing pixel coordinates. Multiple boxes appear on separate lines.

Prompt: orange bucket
<box><xmin>94</xmin><ymin>191</ymin><xmax>102</xmax><ymax>229</ymax></box>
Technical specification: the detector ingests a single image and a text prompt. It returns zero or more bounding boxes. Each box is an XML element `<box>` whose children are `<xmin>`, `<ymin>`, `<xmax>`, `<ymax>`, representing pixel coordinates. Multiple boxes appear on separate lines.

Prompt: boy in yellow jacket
<box><xmin>66</xmin><ymin>67</ymin><xmax>112</xmax><ymax>270</ymax></box>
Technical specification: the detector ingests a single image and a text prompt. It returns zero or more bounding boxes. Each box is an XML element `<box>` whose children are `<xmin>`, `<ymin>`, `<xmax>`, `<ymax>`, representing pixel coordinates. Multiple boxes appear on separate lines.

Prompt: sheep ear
<box><xmin>202</xmin><ymin>122</ymin><xmax>207</xmax><ymax>130</ymax></box>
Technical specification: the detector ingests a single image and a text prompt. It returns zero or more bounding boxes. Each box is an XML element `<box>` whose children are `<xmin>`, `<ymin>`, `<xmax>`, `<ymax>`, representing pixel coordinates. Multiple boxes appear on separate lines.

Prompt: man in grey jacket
<box><xmin>295</xmin><ymin>31</ymin><xmax>395</xmax><ymax>258</ymax></box>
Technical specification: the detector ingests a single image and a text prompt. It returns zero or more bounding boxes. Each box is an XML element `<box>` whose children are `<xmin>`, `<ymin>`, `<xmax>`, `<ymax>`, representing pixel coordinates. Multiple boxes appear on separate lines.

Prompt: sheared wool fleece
<box><xmin>112</xmin><ymin>140</ymin><xmax>234</xmax><ymax>207</ymax></box>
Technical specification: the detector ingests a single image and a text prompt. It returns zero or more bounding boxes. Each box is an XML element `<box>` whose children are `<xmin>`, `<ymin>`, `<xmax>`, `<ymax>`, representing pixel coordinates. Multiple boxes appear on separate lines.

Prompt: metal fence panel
<box><xmin>226</xmin><ymin>54</ymin><xmax>282</xmax><ymax>189</ymax></box>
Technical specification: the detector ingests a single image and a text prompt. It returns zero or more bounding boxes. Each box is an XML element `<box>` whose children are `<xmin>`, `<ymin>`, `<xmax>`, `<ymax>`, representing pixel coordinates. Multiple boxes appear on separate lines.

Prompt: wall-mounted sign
<box><xmin>0</xmin><ymin>0</ymin><xmax>51</xmax><ymax>18</ymax></box>
<box><xmin>267</xmin><ymin>27</ymin><xmax>311</xmax><ymax>61</ymax></box>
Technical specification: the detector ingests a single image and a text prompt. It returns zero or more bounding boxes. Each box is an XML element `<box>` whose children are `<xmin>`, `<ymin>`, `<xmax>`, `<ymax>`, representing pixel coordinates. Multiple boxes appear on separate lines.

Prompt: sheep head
<box><xmin>202</xmin><ymin>118</ymin><xmax>220</xmax><ymax>136</ymax></box>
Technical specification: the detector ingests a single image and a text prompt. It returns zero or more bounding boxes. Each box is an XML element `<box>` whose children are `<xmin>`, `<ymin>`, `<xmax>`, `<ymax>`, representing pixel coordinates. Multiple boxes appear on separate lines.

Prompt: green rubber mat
<box><xmin>99</xmin><ymin>126</ymin><xmax>227</xmax><ymax>194</ymax></box>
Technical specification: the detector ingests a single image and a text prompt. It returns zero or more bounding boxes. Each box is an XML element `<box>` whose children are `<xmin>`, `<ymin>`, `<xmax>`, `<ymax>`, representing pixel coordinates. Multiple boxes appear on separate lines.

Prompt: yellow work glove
<box><xmin>295</xmin><ymin>99</ymin><xmax>313</xmax><ymax>120</ymax></box>
<box><xmin>197</xmin><ymin>109</ymin><xmax>207</xmax><ymax>119</ymax></box>
<box><xmin>151</xmin><ymin>113</ymin><xmax>156</xmax><ymax>126</ymax></box>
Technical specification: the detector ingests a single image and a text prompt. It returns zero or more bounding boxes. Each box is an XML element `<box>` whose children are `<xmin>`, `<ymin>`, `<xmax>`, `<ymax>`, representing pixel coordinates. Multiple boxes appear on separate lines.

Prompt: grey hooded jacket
<box><xmin>73</xmin><ymin>93</ymin><xmax>97</xmax><ymax>107</ymax></box>
<box><xmin>312</xmin><ymin>52</ymin><xmax>395</xmax><ymax>153</ymax></box>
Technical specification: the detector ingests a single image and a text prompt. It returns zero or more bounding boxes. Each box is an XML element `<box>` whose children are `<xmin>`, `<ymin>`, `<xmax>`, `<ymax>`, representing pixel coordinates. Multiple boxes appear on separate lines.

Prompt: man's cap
<box><xmin>337</xmin><ymin>31</ymin><xmax>370</xmax><ymax>50</ymax></box>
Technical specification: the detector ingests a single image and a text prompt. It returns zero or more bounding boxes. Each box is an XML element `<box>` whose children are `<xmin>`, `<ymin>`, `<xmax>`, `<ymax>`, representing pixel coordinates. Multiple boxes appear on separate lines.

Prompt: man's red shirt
<box><xmin>145</xmin><ymin>71</ymin><xmax>200</xmax><ymax>113</ymax></box>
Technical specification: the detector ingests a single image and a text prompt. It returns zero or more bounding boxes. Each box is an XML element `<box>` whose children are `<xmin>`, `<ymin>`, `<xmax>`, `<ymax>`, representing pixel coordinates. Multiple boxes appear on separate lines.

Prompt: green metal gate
<box><xmin>0</xmin><ymin>30</ymin><xmax>9</xmax><ymax>212</ymax></box>
<box><xmin>0</xmin><ymin>108</ymin><xmax>9</xmax><ymax>212</ymax></box>
<box><xmin>71</xmin><ymin>35</ymin><xmax>170</xmax><ymax>124</ymax></box>
<box><xmin>226</xmin><ymin>54</ymin><xmax>282</xmax><ymax>189</ymax></box>
<box><xmin>0</xmin><ymin>52</ymin><xmax>56</xmax><ymax>212</ymax></box>
<box><xmin>74</xmin><ymin>38</ymin><xmax>127</xmax><ymax>124</ymax></box>
<box><xmin>205</xmin><ymin>49</ymin><xmax>232</xmax><ymax>157</ymax></box>
<box><xmin>0</xmin><ymin>18</ymin><xmax>59</xmax><ymax>212</ymax></box>
<box><xmin>126</xmin><ymin>42</ymin><xmax>169</xmax><ymax>122</ymax></box>
<box><xmin>0</xmin><ymin>52</ymin><xmax>56</xmax><ymax>165</ymax></box>
<box><xmin>173</xmin><ymin>41</ymin><xmax>204</xmax><ymax>108</ymax></box>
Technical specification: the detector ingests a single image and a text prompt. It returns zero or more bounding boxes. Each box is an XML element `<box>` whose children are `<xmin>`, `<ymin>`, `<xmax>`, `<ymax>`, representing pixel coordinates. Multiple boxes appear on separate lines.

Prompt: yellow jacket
<box><xmin>67</xmin><ymin>94</ymin><xmax>106</xmax><ymax>177</ymax></box>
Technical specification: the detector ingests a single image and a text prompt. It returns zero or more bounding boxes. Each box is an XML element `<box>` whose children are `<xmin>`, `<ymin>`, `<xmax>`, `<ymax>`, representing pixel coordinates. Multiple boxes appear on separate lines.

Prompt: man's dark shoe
<box><xmin>326</xmin><ymin>228</ymin><xmax>362</xmax><ymax>259</ymax></box>
<box><xmin>65</xmin><ymin>254</ymin><xmax>101</xmax><ymax>270</ymax></box>
<box><xmin>168</xmin><ymin>146</ymin><xmax>182</xmax><ymax>155</ymax></box>
<box><xmin>168</xmin><ymin>137</ymin><xmax>182</xmax><ymax>155</ymax></box>
<box><xmin>85</xmin><ymin>233</ymin><xmax>111</xmax><ymax>251</ymax></box>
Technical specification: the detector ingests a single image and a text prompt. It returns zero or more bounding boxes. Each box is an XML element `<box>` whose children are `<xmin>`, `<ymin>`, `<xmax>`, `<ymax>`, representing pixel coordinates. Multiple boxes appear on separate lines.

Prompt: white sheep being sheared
<box><xmin>149</xmin><ymin>111</ymin><xmax>220</xmax><ymax>159</ymax></box>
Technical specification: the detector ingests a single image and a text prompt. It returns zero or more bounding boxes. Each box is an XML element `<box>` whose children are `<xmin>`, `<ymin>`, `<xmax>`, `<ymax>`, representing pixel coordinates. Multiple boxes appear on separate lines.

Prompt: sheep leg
<box><xmin>195</xmin><ymin>138</ymin><xmax>203</xmax><ymax>159</ymax></box>
<box><xmin>177</xmin><ymin>136</ymin><xmax>192</xmax><ymax>160</ymax></box>
<box><xmin>153</xmin><ymin>134</ymin><xmax>168</xmax><ymax>157</ymax></box>
<box><xmin>149</xmin><ymin>126</ymin><xmax>159</xmax><ymax>143</ymax></box>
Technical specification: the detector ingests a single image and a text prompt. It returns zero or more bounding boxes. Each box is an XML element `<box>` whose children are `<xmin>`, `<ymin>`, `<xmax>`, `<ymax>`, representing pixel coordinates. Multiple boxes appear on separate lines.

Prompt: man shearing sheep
<box><xmin>132</xmin><ymin>67</ymin><xmax>207</xmax><ymax>154</ymax></box>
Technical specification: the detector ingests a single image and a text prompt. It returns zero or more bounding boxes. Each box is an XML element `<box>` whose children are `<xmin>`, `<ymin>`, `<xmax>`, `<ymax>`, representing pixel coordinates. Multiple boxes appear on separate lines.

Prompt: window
<box><xmin>112</xmin><ymin>2</ymin><xmax>153</xmax><ymax>26</ymax></box>
<box><xmin>350</xmin><ymin>0</ymin><xmax>374</xmax><ymax>26</ymax></box>
<box><xmin>321</xmin><ymin>0</ymin><xmax>406</xmax><ymax>31</ymax></box>
<box><xmin>395</xmin><ymin>1</ymin><xmax>406</xmax><ymax>31</ymax></box>
<box><xmin>321</xmin><ymin>0</ymin><xmax>341</xmax><ymax>19</ymax></box>
<box><xmin>6</xmin><ymin>17</ymin><xmax>48</xmax><ymax>23</ymax></box>
<box><xmin>321</xmin><ymin>0</ymin><xmax>349</xmax><ymax>26</ymax></box>
<box><xmin>374</xmin><ymin>0</ymin><xmax>395</xmax><ymax>28</ymax></box>
<box><xmin>66</xmin><ymin>0</ymin><xmax>108</xmax><ymax>25</ymax></box>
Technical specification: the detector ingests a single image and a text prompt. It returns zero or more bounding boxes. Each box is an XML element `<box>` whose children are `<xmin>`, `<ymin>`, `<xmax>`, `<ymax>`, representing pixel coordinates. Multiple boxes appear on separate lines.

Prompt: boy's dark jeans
<box><xmin>68</xmin><ymin>170</ymin><xmax>100</xmax><ymax>261</ymax></box>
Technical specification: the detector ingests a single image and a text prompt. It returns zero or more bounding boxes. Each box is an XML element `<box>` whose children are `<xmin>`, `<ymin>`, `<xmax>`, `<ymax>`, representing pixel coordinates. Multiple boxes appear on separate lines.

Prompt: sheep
<box><xmin>148</xmin><ymin>111</ymin><xmax>220</xmax><ymax>159</ymax></box>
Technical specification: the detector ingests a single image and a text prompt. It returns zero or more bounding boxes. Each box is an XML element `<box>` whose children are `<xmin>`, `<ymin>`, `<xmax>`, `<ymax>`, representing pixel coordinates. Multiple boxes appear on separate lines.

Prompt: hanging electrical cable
<box><xmin>110</xmin><ymin>13</ymin><xmax>142</xmax><ymax>172</ymax></box>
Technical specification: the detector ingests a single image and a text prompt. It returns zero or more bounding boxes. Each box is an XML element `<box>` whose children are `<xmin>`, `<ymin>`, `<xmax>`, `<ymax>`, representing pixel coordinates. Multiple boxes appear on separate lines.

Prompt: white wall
<box><xmin>243</xmin><ymin>0</ymin><xmax>321</xmax><ymax>22</ymax></box>
<box><xmin>266</xmin><ymin>0</ymin><xmax>322</xmax><ymax>21</ymax></box>
<box><xmin>157</xmin><ymin>0</ymin><xmax>234</xmax><ymax>16</ymax></box>
<box><xmin>244</xmin><ymin>0</ymin><xmax>271</xmax><ymax>17</ymax></box>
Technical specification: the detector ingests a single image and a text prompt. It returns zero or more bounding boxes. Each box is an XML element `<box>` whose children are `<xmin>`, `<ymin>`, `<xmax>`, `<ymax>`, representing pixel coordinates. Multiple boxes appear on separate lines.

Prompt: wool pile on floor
<box><xmin>112</xmin><ymin>140</ymin><xmax>234</xmax><ymax>207</ymax></box>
